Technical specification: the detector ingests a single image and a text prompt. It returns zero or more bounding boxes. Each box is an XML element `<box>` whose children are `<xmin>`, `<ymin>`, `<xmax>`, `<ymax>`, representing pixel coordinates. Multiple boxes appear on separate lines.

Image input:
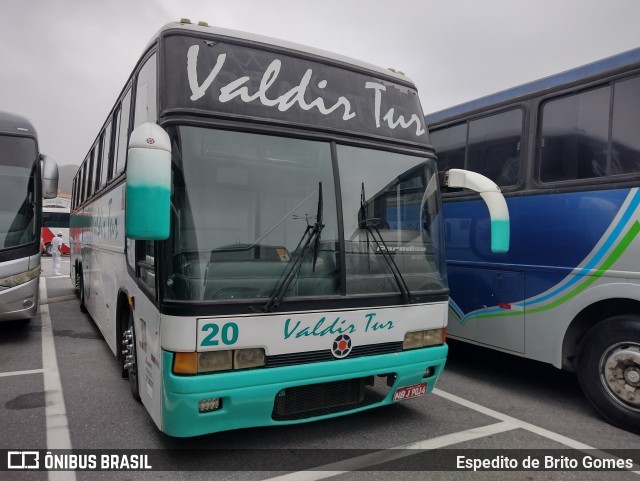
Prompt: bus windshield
<box><xmin>0</xmin><ymin>135</ymin><xmax>37</xmax><ymax>249</ymax></box>
<box><xmin>164</xmin><ymin>126</ymin><xmax>445</xmax><ymax>302</ymax></box>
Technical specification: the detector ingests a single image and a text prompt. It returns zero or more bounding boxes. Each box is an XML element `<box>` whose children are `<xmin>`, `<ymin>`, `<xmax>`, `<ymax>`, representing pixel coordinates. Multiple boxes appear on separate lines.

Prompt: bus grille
<box><xmin>265</xmin><ymin>341</ymin><xmax>403</xmax><ymax>368</ymax></box>
<box><xmin>271</xmin><ymin>375</ymin><xmax>391</xmax><ymax>421</ymax></box>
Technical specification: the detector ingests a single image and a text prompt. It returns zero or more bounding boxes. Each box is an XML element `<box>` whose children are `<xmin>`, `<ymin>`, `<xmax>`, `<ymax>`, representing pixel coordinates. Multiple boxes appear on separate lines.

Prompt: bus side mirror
<box><xmin>443</xmin><ymin>169</ymin><xmax>510</xmax><ymax>253</ymax></box>
<box><xmin>125</xmin><ymin>123</ymin><xmax>171</xmax><ymax>240</ymax></box>
<box><xmin>41</xmin><ymin>154</ymin><xmax>59</xmax><ymax>199</ymax></box>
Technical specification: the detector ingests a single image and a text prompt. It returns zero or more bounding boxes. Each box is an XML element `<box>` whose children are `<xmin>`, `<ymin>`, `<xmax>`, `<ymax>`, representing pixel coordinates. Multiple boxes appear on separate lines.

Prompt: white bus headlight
<box><xmin>234</xmin><ymin>348</ymin><xmax>265</xmax><ymax>369</ymax></box>
<box><xmin>403</xmin><ymin>328</ymin><xmax>446</xmax><ymax>350</ymax></box>
<box><xmin>423</xmin><ymin>328</ymin><xmax>446</xmax><ymax>346</ymax></box>
<box><xmin>402</xmin><ymin>331</ymin><xmax>423</xmax><ymax>350</ymax></box>
<box><xmin>198</xmin><ymin>351</ymin><xmax>233</xmax><ymax>373</ymax></box>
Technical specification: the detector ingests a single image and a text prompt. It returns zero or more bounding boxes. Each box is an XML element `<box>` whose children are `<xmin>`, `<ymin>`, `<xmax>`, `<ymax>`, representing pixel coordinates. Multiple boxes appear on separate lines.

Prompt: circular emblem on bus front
<box><xmin>332</xmin><ymin>334</ymin><xmax>352</xmax><ymax>359</ymax></box>
<box><xmin>146</xmin><ymin>138</ymin><xmax>155</xmax><ymax>144</ymax></box>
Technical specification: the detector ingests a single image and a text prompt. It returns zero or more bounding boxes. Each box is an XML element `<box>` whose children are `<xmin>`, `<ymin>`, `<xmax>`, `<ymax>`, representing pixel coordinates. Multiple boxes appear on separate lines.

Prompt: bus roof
<box><xmin>0</xmin><ymin>110</ymin><xmax>36</xmax><ymax>136</ymax></box>
<box><xmin>149</xmin><ymin>21</ymin><xmax>414</xmax><ymax>86</ymax></box>
<box><xmin>426</xmin><ymin>47</ymin><xmax>640</xmax><ymax>125</ymax></box>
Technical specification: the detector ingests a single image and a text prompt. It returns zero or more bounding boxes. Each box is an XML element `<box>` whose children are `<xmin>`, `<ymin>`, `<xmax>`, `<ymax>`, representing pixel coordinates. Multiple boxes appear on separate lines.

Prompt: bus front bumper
<box><xmin>0</xmin><ymin>277</ymin><xmax>39</xmax><ymax>322</ymax></box>
<box><xmin>161</xmin><ymin>345</ymin><xmax>447</xmax><ymax>437</ymax></box>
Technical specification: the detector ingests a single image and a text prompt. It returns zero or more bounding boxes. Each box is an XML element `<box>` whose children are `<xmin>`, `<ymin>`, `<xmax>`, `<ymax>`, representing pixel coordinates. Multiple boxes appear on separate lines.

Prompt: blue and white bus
<box><xmin>70</xmin><ymin>20</ymin><xmax>509</xmax><ymax>437</ymax></box>
<box><xmin>0</xmin><ymin>111</ymin><xmax>58</xmax><ymax>321</ymax></box>
<box><xmin>427</xmin><ymin>48</ymin><xmax>640</xmax><ymax>433</ymax></box>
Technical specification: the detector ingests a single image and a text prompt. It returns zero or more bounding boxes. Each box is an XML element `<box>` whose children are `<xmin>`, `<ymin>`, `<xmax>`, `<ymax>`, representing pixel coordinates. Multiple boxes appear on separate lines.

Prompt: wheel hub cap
<box><xmin>602</xmin><ymin>344</ymin><xmax>640</xmax><ymax>409</ymax></box>
<box><xmin>122</xmin><ymin>328</ymin><xmax>135</xmax><ymax>370</ymax></box>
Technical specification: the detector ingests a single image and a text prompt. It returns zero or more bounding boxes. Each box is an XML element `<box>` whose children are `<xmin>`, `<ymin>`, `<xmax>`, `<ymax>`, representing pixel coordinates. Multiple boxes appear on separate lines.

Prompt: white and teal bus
<box><xmin>0</xmin><ymin>110</ymin><xmax>58</xmax><ymax>322</ymax></box>
<box><xmin>428</xmin><ymin>48</ymin><xmax>640</xmax><ymax>433</ymax></box>
<box><xmin>70</xmin><ymin>20</ymin><xmax>509</xmax><ymax>437</ymax></box>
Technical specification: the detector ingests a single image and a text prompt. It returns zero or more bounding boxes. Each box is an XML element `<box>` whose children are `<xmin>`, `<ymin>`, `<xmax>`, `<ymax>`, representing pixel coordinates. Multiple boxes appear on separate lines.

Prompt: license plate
<box><xmin>392</xmin><ymin>382</ymin><xmax>428</xmax><ymax>402</ymax></box>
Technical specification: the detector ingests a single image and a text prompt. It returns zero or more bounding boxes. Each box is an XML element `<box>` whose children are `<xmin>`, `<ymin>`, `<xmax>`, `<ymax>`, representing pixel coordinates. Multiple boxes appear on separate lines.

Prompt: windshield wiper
<box><xmin>359</xmin><ymin>183</ymin><xmax>414</xmax><ymax>304</ymax></box>
<box><xmin>261</xmin><ymin>182</ymin><xmax>324</xmax><ymax>313</ymax></box>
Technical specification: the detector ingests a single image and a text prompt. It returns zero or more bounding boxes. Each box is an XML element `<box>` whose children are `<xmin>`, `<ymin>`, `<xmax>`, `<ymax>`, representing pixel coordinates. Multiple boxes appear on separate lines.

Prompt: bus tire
<box><xmin>122</xmin><ymin>311</ymin><xmax>141</xmax><ymax>402</ymax></box>
<box><xmin>45</xmin><ymin>243</ymin><xmax>52</xmax><ymax>256</ymax></box>
<box><xmin>576</xmin><ymin>316</ymin><xmax>640</xmax><ymax>434</ymax></box>
<box><xmin>79</xmin><ymin>272</ymin><xmax>87</xmax><ymax>313</ymax></box>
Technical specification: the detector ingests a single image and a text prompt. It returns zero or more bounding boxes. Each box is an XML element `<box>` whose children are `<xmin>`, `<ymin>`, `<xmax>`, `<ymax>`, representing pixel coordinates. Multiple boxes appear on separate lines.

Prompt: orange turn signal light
<box><xmin>173</xmin><ymin>352</ymin><xmax>198</xmax><ymax>374</ymax></box>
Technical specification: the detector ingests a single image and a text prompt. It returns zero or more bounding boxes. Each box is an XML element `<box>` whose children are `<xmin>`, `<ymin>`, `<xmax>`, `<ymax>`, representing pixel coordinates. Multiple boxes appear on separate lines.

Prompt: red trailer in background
<box><xmin>41</xmin><ymin>205</ymin><xmax>70</xmax><ymax>255</ymax></box>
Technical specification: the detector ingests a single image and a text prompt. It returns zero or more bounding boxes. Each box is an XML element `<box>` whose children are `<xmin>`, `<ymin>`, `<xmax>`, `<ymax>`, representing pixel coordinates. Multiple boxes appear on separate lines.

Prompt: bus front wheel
<box><xmin>122</xmin><ymin>311</ymin><xmax>141</xmax><ymax>402</ymax></box>
<box><xmin>577</xmin><ymin>316</ymin><xmax>640</xmax><ymax>434</ymax></box>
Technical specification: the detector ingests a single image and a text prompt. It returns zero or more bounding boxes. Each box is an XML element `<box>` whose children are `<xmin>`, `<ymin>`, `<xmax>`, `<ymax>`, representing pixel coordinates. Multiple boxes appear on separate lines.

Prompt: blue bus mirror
<box><xmin>125</xmin><ymin>123</ymin><xmax>171</xmax><ymax>240</ymax></box>
<box><xmin>41</xmin><ymin>154</ymin><xmax>59</xmax><ymax>199</ymax></box>
<box><xmin>443</xmin><ymin>169</ymin><xmax>510</xmax><ymax>253</ymax></box>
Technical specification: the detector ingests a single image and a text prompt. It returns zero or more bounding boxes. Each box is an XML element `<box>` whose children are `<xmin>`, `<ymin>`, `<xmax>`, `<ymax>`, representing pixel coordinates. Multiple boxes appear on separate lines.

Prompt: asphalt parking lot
<box><xmin>0</xmin><ymin>258</ymin><xmax>639</xmax><ymax>480</ymax></box>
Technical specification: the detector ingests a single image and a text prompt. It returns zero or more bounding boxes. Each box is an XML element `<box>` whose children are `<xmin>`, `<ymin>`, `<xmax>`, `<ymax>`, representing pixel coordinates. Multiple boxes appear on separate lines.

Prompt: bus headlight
<box><xmin>403</xmin><ymin>328</ymin><xmax>446</xmax><ymax>350</ymax></box>
<box><xmin>402</xmin><ymin>331</ymin><xmax>423</xmax><ymax>350</ymax></box>
<box><xmin>234</xmin><ymin>348</ymin><xmax>265</xmax><ymax>369</ymax></box>
<box><xmin>423</xmin><ymin>328</ymin><xmax>446</xmax><ymax>346</ymax></box>
<box><xmin>173</xmin><ymin>349</ymin><xmax>266</xmax><ymax>375</ymax></box>
<box><xmin>198</xmin><ymin>351</ymin><xmax>233</xmax><ymax>373</ymax></box>
<box><xmin>0</xmin><ymin>266</ymin><xmax>40</xmax><ymax>288</ymax></box>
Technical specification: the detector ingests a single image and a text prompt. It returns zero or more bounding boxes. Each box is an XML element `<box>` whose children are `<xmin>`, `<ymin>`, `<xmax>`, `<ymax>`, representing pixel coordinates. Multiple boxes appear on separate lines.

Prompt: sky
<box><xmin>1</xmin><ymin>0</ymin><xmax>639</xmax><ymax>167</ymax></box>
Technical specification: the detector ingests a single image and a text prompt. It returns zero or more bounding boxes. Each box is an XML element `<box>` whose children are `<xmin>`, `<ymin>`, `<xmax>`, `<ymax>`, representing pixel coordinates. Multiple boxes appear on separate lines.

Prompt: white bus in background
<box><xmin>0</xmin><ymin>110</ymin><xmax>58</xmax><ymax>321</ymax></box>
<box><xmin>42</xmin><ymin>205</ymin><xmax>70</xmax><ymax>256</ymax></box>
<box><xmin>70</xmin><ymin>20</ymin><xmax>509</xmax><ymax>437</ymax></box>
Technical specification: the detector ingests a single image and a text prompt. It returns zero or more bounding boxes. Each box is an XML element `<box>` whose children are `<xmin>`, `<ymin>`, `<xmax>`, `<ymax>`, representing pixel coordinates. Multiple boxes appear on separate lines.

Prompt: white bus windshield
<box><xmin>0</xmin><ymin>135</ymin><xmax>37</xmax><ymax>248</ymax></box>
<box><xmin>163</xmin><ymin>126</ymin><xmax>445</xmax><ymax>302</ymax></box>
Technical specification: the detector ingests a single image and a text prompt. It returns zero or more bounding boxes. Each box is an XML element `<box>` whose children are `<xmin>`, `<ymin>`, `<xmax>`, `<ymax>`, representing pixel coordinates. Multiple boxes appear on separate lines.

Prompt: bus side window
<box><xmin>94</xmin><ymin>135</ymin><xmax>103</xmax><ymax>193</ymax></box>
<box><xmin>539</xmin><ymin>86</ymin><xmax>610</xmax><ymax>183</ymax></box>
<box><xmin>100</xmin><ymin>119</ymin><xmax>113</xmax><ymax>188</ymax></box>
<box><xmin>430</xmin><ymin>123</ymin><xmax>466</xmax><ymax>172</ymax></box>
<box><xmin>113</xmin><ymin>87</ymin><xmax>132</xmax><ymax>178</ymax></box>
<box><xmin>611</xmin><ymin>75</ymin><xmax>640</xmax><ymax>175</ymax></box>
<box><xmin>90</xmin><ymin>143</ymin><xmax>99</xmax><ymax>197</ymax></box>
<box><xmin>430</xmin><ymin>124</ymin><xmax>466</xmax><ymax>194</ymax></box>
<box><xmin>71</xmin><ymin>178</ymin><xmax>76</xmax><ymax>210</ymax></box>
<box><xmin>80</xmin><ymin>160</ymin><xmax>87</xmax><ymax>205</ymax></box>
<box><xmin>467</xmin><ymin>109</ymin><xmax>523</xmax><ymax>187</ymax></box>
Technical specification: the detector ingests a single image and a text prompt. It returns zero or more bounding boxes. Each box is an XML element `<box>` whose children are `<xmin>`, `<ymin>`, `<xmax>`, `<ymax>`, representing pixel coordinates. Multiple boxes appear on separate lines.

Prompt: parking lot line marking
<box><xmin>434</xmin><ymin>388</ymin><xmax>640</xmax><ymax>475</ymax></box>
<box><xmin>262</xmin><ymin>421</ymin><xmax>518</xmax><ymax>481</ymax></box>
<box><xmin>41</xmin><ymin>294</ymin><xmax>78</xmax><ymax>305</ymax></box>
<box><xmin>434</xmin><ymin>388</ymin><xmax>594</xmax><ymax>448</ymax></box>
<box><xmin>0</xmin><ymin>369</ymin><xmax>44</xmax><ymax>378</ymax></box>
<box><xmin>39</xmin><ymin>278</ymin><xmax>77</xmax><ymax>481</ymax></box>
